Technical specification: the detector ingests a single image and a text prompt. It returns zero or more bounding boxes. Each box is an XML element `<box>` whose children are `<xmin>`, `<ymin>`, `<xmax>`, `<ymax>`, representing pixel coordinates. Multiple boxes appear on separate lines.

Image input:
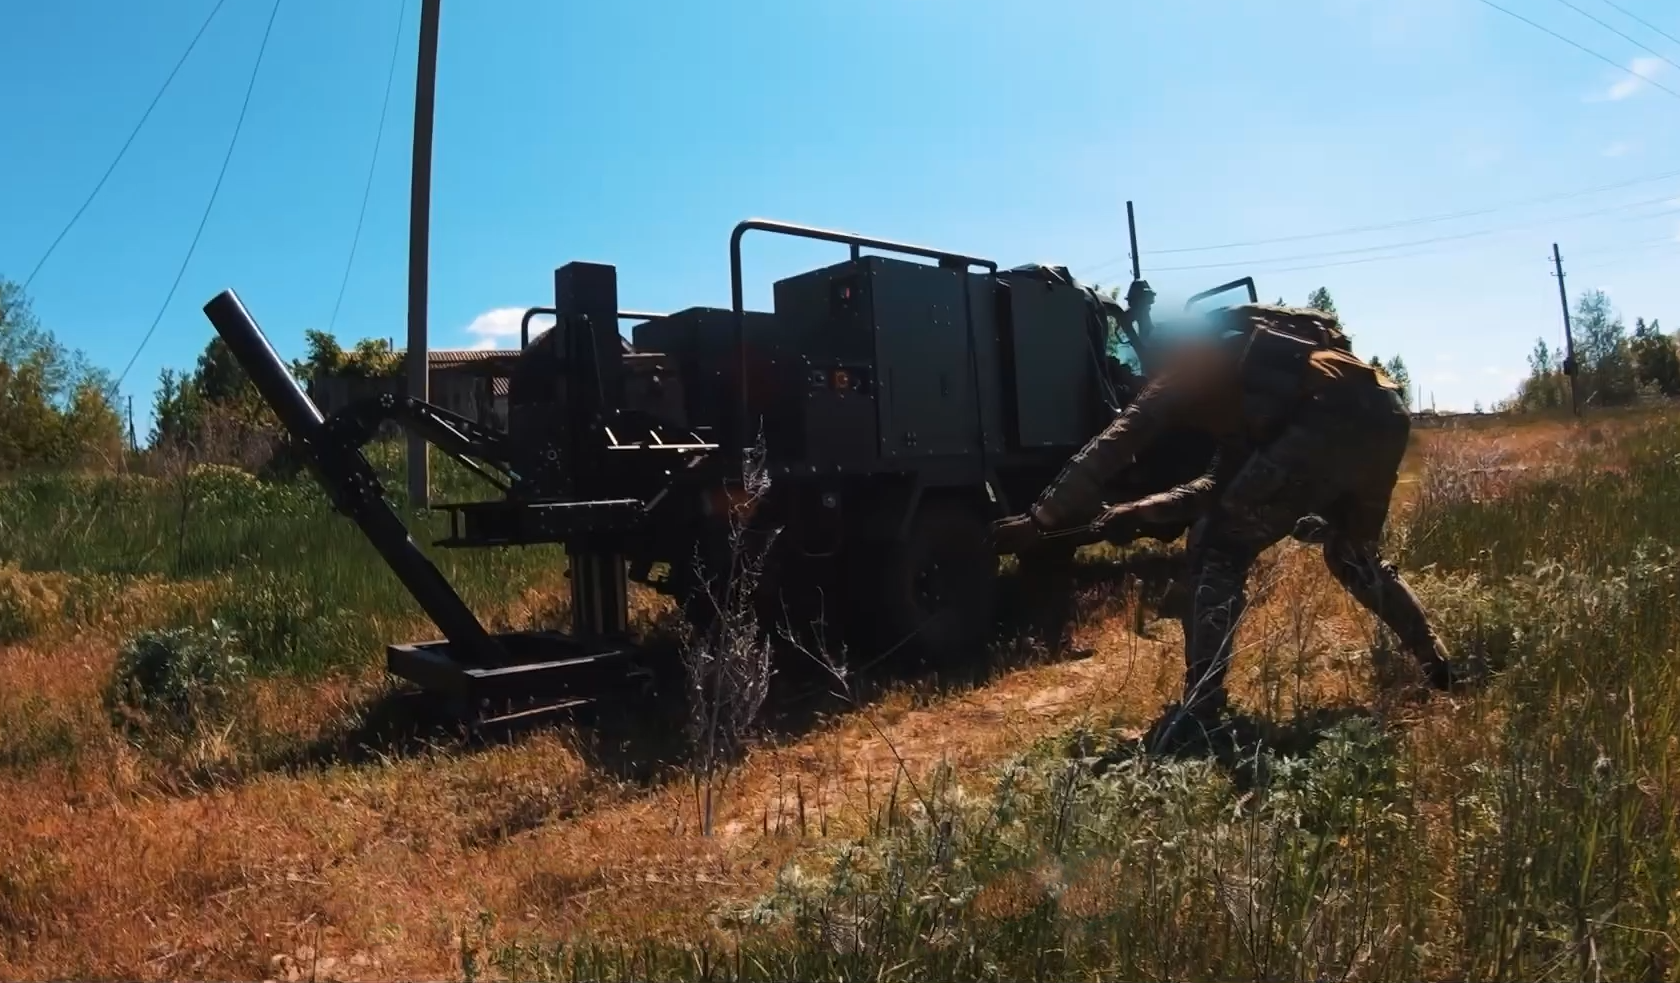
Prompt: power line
<box><xmin>1130</xmin><ymin>209</ymin><xmax>1678</xmax><ymax>280</ymax></box>
<box><xmin>1572</xmin><ymin>232</ymin><xmax>1680</xmax><ymax>255</ymax></box>
<box><xmin>1136</xmin><ymin>192</ymin><xmax>1679</xmax><ymax>274</ymax></box>
<box><xmin>1549</xmin><ymin>0</ymin><xmax>1680</xmax><ymax>74</ymax></box>
<box><xmin>116</xmin><ymin>0</ymin><xmax>283</xmax><ymax>390</ymax></box>
<box><xmin>1594</xmin><ymin>0</ymin><xmax>1680</xmax><ymax>51</ymax></box>
<box><xmin>22</xmin><ymin>0</ymin><xmax>230</xmax><ymax>292</ymax></box>
<box><xmin>328</xmin><ymin>0</ymin><xmax>407</xmax><ymax>335</ymax></box>
<box><xmin>1239</xmin><ymin>226</ymin><xmax>1680</xmax><ymax>277</ymax></box>
<box><xmin>1075</xmin><ymin>166</ymin><xmax>1680</xmax><ymax>278</ymax></box>
<box><xmin>1472</xmin><ymin>0</ymin><xmax>1680</xmax><ymax>100</ymax></box>
<box><xmin>1568</xmin><ymin>237</ymin><xmax>1680</xmax><ymax>270</ymax></box>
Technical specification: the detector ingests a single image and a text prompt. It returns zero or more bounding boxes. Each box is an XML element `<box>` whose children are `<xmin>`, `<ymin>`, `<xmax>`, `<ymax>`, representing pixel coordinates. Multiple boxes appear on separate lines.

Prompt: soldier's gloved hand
<box><xmin>1093</xmin><ymin>502</ymin><xmax>1141</xmax><ymax>543</ymax></box>
<box><xmin>1290</xmin><ymin>514</ymin><xmax>1330</xmax><ymax>543</ymax></box>
<box><xmin>991</xmin><ymin>513</ymin><xmax>1044</xmax><ymax>553</ymax></box>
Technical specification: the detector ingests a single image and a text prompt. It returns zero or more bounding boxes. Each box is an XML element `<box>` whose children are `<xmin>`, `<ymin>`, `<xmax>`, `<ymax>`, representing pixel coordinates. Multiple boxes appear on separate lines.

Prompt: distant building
<box><xmin>308</xmin><ymin>348</ymin><xmax>518</xmax><ymax>431</ymax></box>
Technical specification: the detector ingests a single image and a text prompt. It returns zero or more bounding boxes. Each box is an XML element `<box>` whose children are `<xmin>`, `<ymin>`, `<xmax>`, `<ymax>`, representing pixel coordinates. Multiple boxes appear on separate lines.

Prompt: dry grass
<box><xmin>0</xmin><ymin>406</ymin><xmax>1671</xmax><ymax>980</ymax></box>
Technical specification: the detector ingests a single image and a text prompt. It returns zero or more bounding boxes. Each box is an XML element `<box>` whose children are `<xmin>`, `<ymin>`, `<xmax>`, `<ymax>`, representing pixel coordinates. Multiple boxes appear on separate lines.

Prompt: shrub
<box><xmin>183</xmin><ymin>462</ymin><xmax>263</xmax><ymax>500</ymax></box>
<box><xmin>210</xmin><ymin>571</ymin><xmax>370</xmax><ymax>676</ymax></box>
<box><xmin>0</xmin><ymin>577</ymin><xmax>28</xmax><ymax>644</ymax></box>
<box><xmin>0</xmin><ymin>565</ymin><xmax>55</xmax><ymax>644</ymax></box>
<box><xmin>103</xmin><ymin>624</ymin><xmax>250</xmax><ymax>742</ymax></box>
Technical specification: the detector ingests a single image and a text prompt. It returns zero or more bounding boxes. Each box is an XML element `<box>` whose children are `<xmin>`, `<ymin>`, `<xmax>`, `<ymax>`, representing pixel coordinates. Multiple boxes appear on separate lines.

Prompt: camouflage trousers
<box><xmin>1179</xmin><ymin>386</ymin><xmax>1452</xmax><ymax>717</ymax></box>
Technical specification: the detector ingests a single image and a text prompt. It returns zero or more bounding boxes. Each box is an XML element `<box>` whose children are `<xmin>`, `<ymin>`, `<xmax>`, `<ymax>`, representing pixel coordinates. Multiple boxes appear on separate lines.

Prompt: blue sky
<box><xmin>3</xmin><ymin>0</ymin><xmax>1677</xmax><ymax>425</ymax></box>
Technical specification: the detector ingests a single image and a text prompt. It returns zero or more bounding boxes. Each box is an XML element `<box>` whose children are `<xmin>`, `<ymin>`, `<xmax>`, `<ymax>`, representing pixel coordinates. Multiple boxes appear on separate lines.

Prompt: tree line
<box><xmin>1503</xmin><ymin>288</ymin><xmax>1678</xmax><ymax>412</ymax></box>
<box><xmin>2</xmin><ymin>269</ymin><xmax>1671</xmax><ymax>479</ymax></box>
<box><xmin>0</xmin><ymin>273</ymin><xmax>402</xmax><ymax>476</ymax></box>
<box><xmin>0</xmin><ymin>278</ymin><xmax>124</xmax><ymax>472</ymax></box>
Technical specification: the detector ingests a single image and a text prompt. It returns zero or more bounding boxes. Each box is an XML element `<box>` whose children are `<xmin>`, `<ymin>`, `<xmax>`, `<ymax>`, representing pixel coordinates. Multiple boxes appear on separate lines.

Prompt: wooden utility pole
<box><xmin>407</xmin><ymin>0</ymin><xmax>441</xmax><ymax>508</ymax></box>
<box><xmin>1552</xmin><ymin>243</ymin><xmax>1580</xmax><ymax>416</ymax></box>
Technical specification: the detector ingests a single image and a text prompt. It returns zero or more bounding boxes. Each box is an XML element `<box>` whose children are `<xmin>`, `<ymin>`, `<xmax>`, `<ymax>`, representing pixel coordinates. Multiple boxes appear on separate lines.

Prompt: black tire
<box><xmin>871</xmin><ymin>499</ymin><xmax>1000</xmax><ymax>669</ymax></box>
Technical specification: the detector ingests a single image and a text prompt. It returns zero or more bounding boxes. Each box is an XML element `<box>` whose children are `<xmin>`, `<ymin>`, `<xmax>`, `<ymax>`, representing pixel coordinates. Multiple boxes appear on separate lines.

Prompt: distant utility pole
<box><xmin>1552</xmin><ymin>243</ymin><xmax>1580</xmax><ymax>417</ymax></box>
<box><xmin>407</xmin><ymin>0</ymin><xmax>442</xmax><ymax>509</ymax></box>
<box><xmin>1126</xmin><ymin>200</ymin><xmax>1142</xmax><ymax>282</ymax></box>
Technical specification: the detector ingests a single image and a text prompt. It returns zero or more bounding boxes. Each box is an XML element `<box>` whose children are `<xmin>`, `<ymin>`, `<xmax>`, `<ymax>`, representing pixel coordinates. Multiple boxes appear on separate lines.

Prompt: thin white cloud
<box><xmin>1602</xmin><ymin>140</ymin><xmax>1637</xmax><ymax>158</ymax></box>
<box><xmin>461</xmin><ymin>307</ymin><xmax>525</xmax><ymax>349</ymax></box>
<box><xmin>1608</xmin><ymin>77</ymin><xmax>1643</xmax><ymax>101</ymax></box>
<box><xmin>1606</xmin><ymin>56</ymin><xmax>1667</xmax><ymax>101</ymax></box>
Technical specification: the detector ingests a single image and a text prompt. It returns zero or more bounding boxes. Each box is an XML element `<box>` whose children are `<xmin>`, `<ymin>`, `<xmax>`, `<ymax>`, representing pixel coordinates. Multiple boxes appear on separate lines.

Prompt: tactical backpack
<box><xmin>1213</xmin><ymin>303</ymin><xmax>1358</xmax><ymax>431</ymax></box>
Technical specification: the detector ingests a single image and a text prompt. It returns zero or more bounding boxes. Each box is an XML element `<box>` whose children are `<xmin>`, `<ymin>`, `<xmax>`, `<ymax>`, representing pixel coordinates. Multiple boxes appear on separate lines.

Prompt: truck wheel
<box><xmin>874</xmin><ymin>500</ymin><xmax>999</xmax><ymax>669</ymax></box>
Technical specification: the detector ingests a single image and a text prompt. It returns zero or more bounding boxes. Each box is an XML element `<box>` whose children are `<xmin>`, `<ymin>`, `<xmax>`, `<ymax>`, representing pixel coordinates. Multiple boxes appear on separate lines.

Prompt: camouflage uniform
<box><xmin>1002</xmin><ymin>305</ymin><xmax>1457</xmax><ymax>719</ymax></box>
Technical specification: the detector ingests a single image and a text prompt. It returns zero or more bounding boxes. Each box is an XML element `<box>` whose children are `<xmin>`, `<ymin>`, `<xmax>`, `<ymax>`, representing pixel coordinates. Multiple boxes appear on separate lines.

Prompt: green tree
<box><xmin>1383</xmin><ymin>355</ymin><xmax>1412</xmax><ymax>407</ymax></box>
<box><xmin>1573</xmin><ymin>288</ymin><xmax>1637</xmax><ymax>406</ymax></box>
<box><xmin>148</xmin><ymin>333</ymin><xmax>280</xmax><ymax>462</ymax></box>
<box><xmin>0</xmin><ymin>276</ymin><xmax>124</xmax><ymax>472</ymax></box>
<box><xmin>1506</xmin><ymin>337</ymin><xmax>1570</xmax><ymax>412</ymax></box>
<box><xmin>148</xmin><ymin>367</ymin><xmax>209</xmax><ymax>449</ymax></box>
<box><xmin>1306</xmin><ymin>287</ymin><xmax>1337</xmax><ymax>315</ymax></box>
<box><xmin>1631</xmin><ymin>316</ymin><xmax>1680</xmax><ymax>396</ymax></box>
<box><xmin>297</xmin><ymin>329</ymin><xmax>403</xmax><ymax>380</ymax></box>
<box><xmin>193</xmin><ymin>335</ymin><xmax>251</xmax><ymax>404</ymax></box>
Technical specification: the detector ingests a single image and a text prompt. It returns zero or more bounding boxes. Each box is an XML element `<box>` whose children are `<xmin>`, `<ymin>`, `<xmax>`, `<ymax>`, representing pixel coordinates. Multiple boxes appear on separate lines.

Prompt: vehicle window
<box><xmin>1105</xmin><ymin>313</ymin><xmax>1143</xmax><ymax>373</ymax></box>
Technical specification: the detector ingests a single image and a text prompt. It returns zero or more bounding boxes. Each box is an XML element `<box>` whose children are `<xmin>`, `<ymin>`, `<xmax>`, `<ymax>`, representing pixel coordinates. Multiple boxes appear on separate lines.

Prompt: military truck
<box><xmin>201</xmin><ymin>211</ymin><xmax>1256</xmax><ymax>713</ymax></box>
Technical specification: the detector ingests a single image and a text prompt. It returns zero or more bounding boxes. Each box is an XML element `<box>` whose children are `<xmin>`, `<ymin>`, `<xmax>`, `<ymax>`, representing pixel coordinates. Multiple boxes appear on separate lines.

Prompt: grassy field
<box><xmin>0</xmin><ymin>408</ymin><xmax>1677</xmax><ymax>980</ymax></box>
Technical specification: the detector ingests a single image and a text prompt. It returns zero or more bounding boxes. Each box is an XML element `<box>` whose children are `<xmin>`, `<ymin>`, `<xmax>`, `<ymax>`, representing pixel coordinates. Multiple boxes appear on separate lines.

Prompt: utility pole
<box><xmin>1126</xmin><ymin>200</ymin><xmax>1142</xmax><ymax>282</ymax></box>
<box><xmin>407</xmin><ymin>0</ymin><xmax>441</xmax><ymax>509</ymax></box>
<box><xmin>1552</xmin><ymin>243</ymin><xmax>1580</xmax><ymax>416</ymax></box>
<box><xmin>125</xmin><ymin>395</ymin><xmax>136</xmax><ymax>471</ymax></box>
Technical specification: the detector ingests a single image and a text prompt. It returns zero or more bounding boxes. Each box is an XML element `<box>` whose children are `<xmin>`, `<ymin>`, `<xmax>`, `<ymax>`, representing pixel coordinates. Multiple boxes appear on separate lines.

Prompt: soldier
<box><xmin>993</xmin><ymin>303</ymin><xmax>1466</xmax><ymax>739</ymax></box>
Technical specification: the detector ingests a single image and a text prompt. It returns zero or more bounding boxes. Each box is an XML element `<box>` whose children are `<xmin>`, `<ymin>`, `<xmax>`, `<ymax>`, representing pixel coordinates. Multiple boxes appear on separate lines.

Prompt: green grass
<box><xmin>484</xmin><ymin>720</ymin><xmax>1433</xmax><ymax>981</ymax></box>
<box><xmin>0</xmin><ymin>440</ymin><xmax>570</xmax><ymax>676</ymax></box>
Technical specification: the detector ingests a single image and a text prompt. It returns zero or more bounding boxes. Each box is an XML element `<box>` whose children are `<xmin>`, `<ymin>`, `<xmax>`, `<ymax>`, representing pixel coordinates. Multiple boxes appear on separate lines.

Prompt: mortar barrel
<box><xmin>202</xmin><ymin>289</ymin><xmax>326</xmax><ymax>443</ymax></box>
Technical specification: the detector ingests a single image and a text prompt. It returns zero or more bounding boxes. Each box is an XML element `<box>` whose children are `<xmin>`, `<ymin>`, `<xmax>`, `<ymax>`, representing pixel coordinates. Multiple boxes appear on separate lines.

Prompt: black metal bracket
<box><xmin>520</xmin><ymin>307</ymin><xmax>672</xmax><ymax>349</ymax></box>
<box><xmin>1184</xmin><ymin>276</ymin><xmax>1259</xmax><ymax>311</ymax></box>
<box><xmin>324</xmin><ymin>392</ymin><xmax>522</xmax><ymax>494</ymax></box>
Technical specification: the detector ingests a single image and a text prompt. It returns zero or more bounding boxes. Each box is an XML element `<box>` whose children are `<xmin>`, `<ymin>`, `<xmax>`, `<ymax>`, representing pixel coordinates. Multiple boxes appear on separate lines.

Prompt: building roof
<box><xmin>421</xmin><ymin>349</ymin><xmax>514</xmax><ymax>398</ymax></box>
<box><xmin>427</xmin><ymin>348</ymin><xmax>518</xmax><ymax>369</ymax></box>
